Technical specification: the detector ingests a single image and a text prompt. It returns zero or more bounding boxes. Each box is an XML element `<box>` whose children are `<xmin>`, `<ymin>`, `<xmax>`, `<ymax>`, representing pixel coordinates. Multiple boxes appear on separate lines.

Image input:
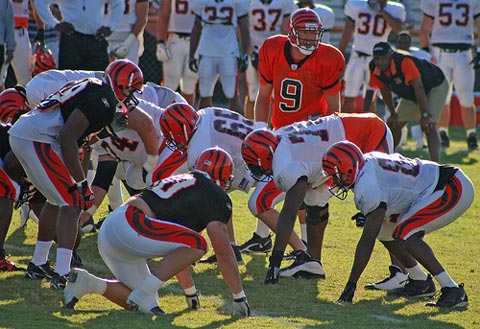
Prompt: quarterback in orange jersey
<box><xmin>255</xmin><ymin>8</ymin><xmax>345</xmax><ymax>130</ymax></box>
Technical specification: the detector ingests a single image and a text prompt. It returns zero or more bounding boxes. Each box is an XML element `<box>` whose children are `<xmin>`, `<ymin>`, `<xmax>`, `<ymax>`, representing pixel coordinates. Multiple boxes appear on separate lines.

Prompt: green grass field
<box><xmin>1</xmin><ymin>127</ymin><xmax>479</xmax><ymax>329</ymax></box>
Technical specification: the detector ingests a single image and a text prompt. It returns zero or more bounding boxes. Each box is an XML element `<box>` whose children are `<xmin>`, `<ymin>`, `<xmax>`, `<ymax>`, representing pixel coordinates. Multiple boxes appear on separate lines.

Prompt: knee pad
<box><xmin>305</xmin><ymin>203</ymin><xmax>329</xmax><ymax>225</ymax></box>
<box><xmin>92</xmin><ymin>160</ymin><xmax>118</xmax><ymax>191</ymax></box>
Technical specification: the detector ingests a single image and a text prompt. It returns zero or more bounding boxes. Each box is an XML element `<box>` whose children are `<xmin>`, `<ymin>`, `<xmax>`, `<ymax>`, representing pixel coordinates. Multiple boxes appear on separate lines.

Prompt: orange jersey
<box><xmin>258</xmin><ymin>35</ymin><xmax>345</xmax><ymax>129</ymax></box>
<box><xmin>336</xmin><ymin>112</ymin><xmax>390</xmax><ymax>153</ymax></box>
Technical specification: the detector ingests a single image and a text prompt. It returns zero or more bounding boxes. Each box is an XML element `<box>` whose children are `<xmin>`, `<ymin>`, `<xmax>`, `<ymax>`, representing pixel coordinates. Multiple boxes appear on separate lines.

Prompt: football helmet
<box><xmin>288</xmin><ymin>8</ymin><xmax>323</xmax><ymax>55</ymax></box>
<box><xmin>32</xmin><ymin>45</ymin><xmax>56</xmax><ymax>76</ymax></box>
<box><xmin>159</xmin><ymin>103</ymin><xmax>199</xmax><ymax>152</ymax></box>
<box><xmin>241</xmin><ymin>128</ymin><xmax>279</xmax><ymax>182</ymax></box>
<box><xmin>104</xmin><ymin>59</ymin><xmax>144</xmax><ymax>105</ymax></box>
<box><xmin>322</xmin><ymin>141</ymin><xmax>364</xmax><ymax>200</ymax></box>
<box><xmin>0</xmin><ymin>86</ymin><xmax>30</xmax><ymax>124</ymax></box>
<box><xmin>195</xmin><ymin>147</ymin><xmax>234</xmax><ymax>190</ymax></box>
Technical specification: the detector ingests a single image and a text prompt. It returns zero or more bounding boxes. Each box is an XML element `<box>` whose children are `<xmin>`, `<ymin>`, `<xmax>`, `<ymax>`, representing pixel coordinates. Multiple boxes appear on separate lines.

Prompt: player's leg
<box><xmin>197</xmin><ymin>56</ymin><xmax>217</xmax><ymax>109</ymax></box>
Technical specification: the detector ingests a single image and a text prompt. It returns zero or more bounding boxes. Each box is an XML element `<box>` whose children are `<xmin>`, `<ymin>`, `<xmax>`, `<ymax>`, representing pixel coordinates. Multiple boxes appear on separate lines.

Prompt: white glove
<box><xmin>185</xmin><ymin>293</ymin><xmax>200</xmax><ymax>309</ymax></box>
<box><xmin>232</xmin><ymin>296</ymin><xmax>251</xmax><ymax>316</ymax></box>
<box><xmin>112</xmin><ymin>33</ymin><xmax>136</xmax><ymax>59</ymax></box>
<box><xmin>156</xmin><ymin>41</ymin><xmax>171</xmax><ymax>62</ymax></box>
<box><xmin>143</xmin><ymin>154</ymin><xmax>159</xmax><ymax>173</ymax></box>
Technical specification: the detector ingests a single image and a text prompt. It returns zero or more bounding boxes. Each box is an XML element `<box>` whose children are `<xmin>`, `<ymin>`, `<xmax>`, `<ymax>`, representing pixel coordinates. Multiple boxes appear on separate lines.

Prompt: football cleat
<box><xmin>50</xmin><ymin>272</ymin><xmax>68</xmax><ymax>289</ymax></box>
<box><xmin>63</xmin><ymin>268</ymin><xmax>102</xmax><ymax>309</ymax></box>
<box><xmin>80</xmin><ymin>216</ymin><xmax>96</xmax><ymax>234</ymax></box>
<box><xmin>394</xmin><ymin>275</ymin><xmax>436</xmax><ymax>298</ymax></box>
<box><xmin>238</xmin><ymin>233</ymin><xmax>273</xmax><ymax>254</ymax></box>
<box><xmin>426</xmin><ymin>283</ymin><xmax>468</xmax><ymax>308</ymax></box>
<box><xmin>199</xmin><ymin>245</ymin><xmax>244</xmax><ymax>265</ymax></box>
<box><xmin>440</xmin><ymin>131</ymin><xmax>450</xmax><ymax>148</ymax></box>
<box><xmin>279</xmin><ymin>250</ymin><xmax>325</xmax><ymax>279</ymax></box>
<box><xmin>25</xmin><ymin>261</ymin><xmax>55</xmax><ymax>280</ymax></box>
<box><xmin>364</xmin><ymin>265</ymin><xmax>408</xmax><ymax>291</ymax></box>
<box><xmin>467</xmin><ymin>132</ymin><xmax>478</xmax><ymax>151</ymax></box>
<box><xmin>70</xmin><ymin>249</ymin><xmax>84</xmax><ymax>269</ymax></box>
<box><xmin>0</xmin><ymin>257</ymin><xmax>24</xmax><ymax>272</ymax></box>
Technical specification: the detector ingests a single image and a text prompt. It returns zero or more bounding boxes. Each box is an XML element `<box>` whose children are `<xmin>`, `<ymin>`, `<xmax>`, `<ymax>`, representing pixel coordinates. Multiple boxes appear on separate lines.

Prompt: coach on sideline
<box><xmin>33</xmin><ymin>0</ymin><xmax>124</xmax><ymax>71</ymax></box>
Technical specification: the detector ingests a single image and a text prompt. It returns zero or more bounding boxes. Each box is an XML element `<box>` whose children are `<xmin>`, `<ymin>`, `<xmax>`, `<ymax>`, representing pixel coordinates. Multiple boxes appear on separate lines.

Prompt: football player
<box><xmin>156</xmin><ymin>0</ymin><xmax>197</xmax><ymax>106</ymax></box>
<box><xmin>10</xmin><ymin>59</ymin><xmax>143</xmax><ymax>289</ymax></box>
<box><xmin>338</xmin><ymin>0</ymin><xmax>405</xmax><ymax>113</ymax></box>
<box><xmin>241</xmin><ymin>112</ymin><xmax>398</xmax><ymax>283</ymax></box>
<box><xmin>63</xmin><ymin>147</ymin><xmax>251</xmax><ymax>317</ymax></box>
<box><xmin>324</xmin><ymin>141</ymin><xmax>472</xmax><ymax>308</ymax></box>
<box><xmin>296</xmin><ymin>0</ymin><xmax>335</xmax><ymax>44</ymax></box>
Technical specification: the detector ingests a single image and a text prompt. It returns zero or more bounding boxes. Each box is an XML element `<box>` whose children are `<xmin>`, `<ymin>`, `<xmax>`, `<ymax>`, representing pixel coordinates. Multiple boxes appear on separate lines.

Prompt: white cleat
<box><xmin>364</xmin><ymin>265</ymin><xmax>408</xmax><ymax>291</ymax></box>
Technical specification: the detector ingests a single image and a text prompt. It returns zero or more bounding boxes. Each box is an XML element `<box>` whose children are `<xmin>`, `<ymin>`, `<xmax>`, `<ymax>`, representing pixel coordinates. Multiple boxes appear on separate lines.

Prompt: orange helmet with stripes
<box><xmin>241</xmin><ymin>128</ymin><xmax>279</xmax><ymax>182</ymax></box>
<box><xmin>288</xmin><ymin>8</ymin><xmax>323</xmax><ymax>55</ymax></box>
<box><xmin>104</xmin><ymin>59</ymin><xmax>144</xmax><ymax>104</ymax></box>
<box><xmin>322</xmin><ymin>141</ymin><xmax>364</xmax><ymax>200</ymax></box>
<box><xmin>32</xmin><ymin>45</ymin><xmax>56</xmax><ymax>76</ymax></box>
<box><xmin>0</xmin><ymin>86</ymin><xmax>30</xmax><ymax>124</ymax></box>
<box><xmin>159</xmin><ymin>103</ymin><xmax>199</xmax><ymax>152</ymax></box>
<box><xmin>195</xmin><ymin>147</ymin><xmax>234</xmax><ymax>190</ymax></box>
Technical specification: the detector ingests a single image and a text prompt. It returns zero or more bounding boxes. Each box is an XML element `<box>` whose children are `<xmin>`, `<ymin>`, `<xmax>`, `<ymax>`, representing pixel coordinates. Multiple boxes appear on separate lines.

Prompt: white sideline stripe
<box><xmin>369</xmin><ymin>314</ymin><xmax>407</xmax><ymax>323</ymax></box>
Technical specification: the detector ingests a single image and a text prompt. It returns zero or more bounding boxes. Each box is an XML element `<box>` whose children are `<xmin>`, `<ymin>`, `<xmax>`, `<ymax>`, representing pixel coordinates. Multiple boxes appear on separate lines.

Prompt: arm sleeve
<box><xmin>107</xmin><ymin>0</ymin><xmax>126</xmax><ymax>31</ymax></box>
<box><xmin>258</xmin><ymin>39</ymin><xmax>274</xmax><ymax>85</ymax></box>
<box><xmin>5</xmin><ymin>1</ymin><xmax>16</xmax><ymax>51</ymax></box>
<box><xmin>33</xmin><ymin>0</ymin><xmax>59</xmax><ymax>30</ymax></box>
<box><xmin>369</xmin><ymin>73</ymin><xmax>385</xmax><ymax>89</ymax></box>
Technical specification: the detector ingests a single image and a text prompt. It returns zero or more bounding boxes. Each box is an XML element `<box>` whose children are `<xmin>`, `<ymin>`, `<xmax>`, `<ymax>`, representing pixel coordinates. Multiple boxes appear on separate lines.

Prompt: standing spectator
<box><xmin>419</xmin><ymin>0</ymin><xmax>480</xmax><ymax>151</ymax></box>
<box><xmin>338</xmin><ymin>0</ymin><xmax>405</xmax><ymax>113</ymax></box>
<box><xmin>296</xmin><ymin>0</ymin><xmax>335</xmax><ymax>44</ymax></box>
<box><xmin>33</xmin><ymin>0</ymin><xmax>125</xmax><ymax>70</ymax></box>
<box><xmin>243</xmin><ymin>0</ymin><xmax>295</xmax><ymax>119</ymax></box>
<box><xmin>156</xmin><ymin>0</ymin><xmax>197</xmax><ymax>106</ymax></box>
<box><xmin>189</xmin><ymin>0</ymin><xmax>250</xmax><ymax>111</ymax></box>
<box><xmin>0</xmin><ymin>0</ymin><xmax>15</xmax><ymax>91</ymax></box>
<box><xmin>106</xmin><ymin>0</ymin><xmax>149</xmax><ymax>64</ymax></box>
<box><xmin>63</xmin><ymin>147</ymin><xmax>251</xmax><ymax>317</ymax></box>
<box><xmin>369</xmin><ymin>42</ymin><xmax>446</xmax><ymax>162</ymax></box>
<box><xmin>324</xmin><ymin>141</ymin><xmax>472</xmax><ymax>308</ymax></box>
<box><xmin>9</xmin><ymin>60</ymin><xmax>143</xmax><ymax>289</ymax></box>
<box><xmin>255</xmin><ymin>7</ymin><xmax>344</xmax><ymax>129</ymax></box>
<box><xmin>10</xmin><ymin>0</ymin><xmax>33</xmax><ymax>86</ymax></box>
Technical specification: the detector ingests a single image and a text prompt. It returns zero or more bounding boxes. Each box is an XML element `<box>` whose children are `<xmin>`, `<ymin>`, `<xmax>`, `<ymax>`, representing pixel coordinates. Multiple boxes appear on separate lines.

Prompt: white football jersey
<box><xmin>141</xmin><ymin>82</ymin><xmax>187</xmax><ymax>107</ymax></box>
<box><xmin>420</xmin><ymin>0</ymin><xmax>480</xmax><ymax>45</ymax></box>
<box><xmin>354</xmin><ymin>152</ymin><xmax>439</xmax><ymax>217</ymax></box>
<box><xmin>168</xmin><ymin>0</ymin><xmax>195</xmax><ymax>33</ymax></box>
<box><xmin>345</xmin><ymin>0</ymin><xmax>406</xmax><ymax>55</ymax></box>
<box><xmin>273</xmin><ymin>116</ymin><xmax>345</xmax><ymax>192</ymax></box>
<box><xmin>25</xmin><ymin>70</ymin><xmax>103</xmax><ymax>108</ymax></box>
<box><xmin>93</xmin><ymin>99</ymin><xmax>163</xmax><ymax>164</ymax></box>
<box><xmin>249</xmin><ymin>0</ymin><xmax>296</xmax><ymax>48</ymax></box>
<box><xmin>12</xmin><ymin>0</ymin><xmax>29</xmax><ymax>21</ymax></box>
<box><xmin>311</xmin><ymin>4</ymin><xmax>335</xmax><ymax>44</ymax></box>
<box><xmin>187</xmin><ymin>107</ymin><xmax>264</xmax><ymax>192</ymax></box>
<box><xmin>104</xmin><ymin>0</ymin><xmax>139</xmax><ymax>34</ymax></box>
<box><xmin>191</xmin><ymin>0</ymin><xmax>250</xmax><ymax>57</ymax></box>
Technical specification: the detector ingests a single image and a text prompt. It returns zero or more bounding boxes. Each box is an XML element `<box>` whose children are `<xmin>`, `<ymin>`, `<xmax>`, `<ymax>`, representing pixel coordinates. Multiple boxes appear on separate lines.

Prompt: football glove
<box><xmin>232</xmin><ymin>296</ymin><xmax>251</xmax><ymax>316</ymax></box>
<box><xmin>351</xmin><ymin>212</ymin><xmax>366</xmax><ymax>227</ymax></box>
<box><xmin>156</xmin><ymin>41</ymin><xmax>171</xmax><ymax>62</ymax></box>
<box><xmin>470</xmin><ymin>50</ymin><xmax>480</xmax><ymax>70</ymax></box>
<box><xmin>69</xmin><ymin>179</ymin><xmax>94</xmax><ymax>210</ymax></box>
<box><xmin>112</xmin><ymin>33</ymin><xmax>136</xmax><ymax>59</ymax></box>
<box><xmin>264</xmin><ymin>251</ymin><xmax>283</xmax><ymax>284</ymax></box>
<box><xmin>337</xmin><ymin>281</ymin><xmax>356</xmax><ymax>303</ymax></box>
<box><xmin>250</xmin><ymin>47</ymin><xmax>259</xmax><ymax>70</ymax></box>
<box><xmin>14</xmin><ymin>181</ymin><xmax>37</xmax><ymax>210</ymax></box>
<box><xmin>33</xmin><ymin>29</ymin><xmax>45</xmax><ymax>47</ymax></box>
<box><xmin>238</xmin><ymin>54</ymin><xmax>249</xmax><ymax>73</ymax></box>
<box><xmin>185</xmin><ymin>293</ymin><xmax>200</xmax><ymax>309</ymax></box>
<box><xmin>189</xmin><ymin>58</ymin><xmax>199</xmax><ymax>73</ymax></box>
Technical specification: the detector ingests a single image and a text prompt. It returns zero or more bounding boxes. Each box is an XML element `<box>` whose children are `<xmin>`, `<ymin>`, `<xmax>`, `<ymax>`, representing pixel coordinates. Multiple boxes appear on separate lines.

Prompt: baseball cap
<box><xmin>372</xmin><ymin>42</ymin><xmax>393</xmax><ymax>56</ymax></box>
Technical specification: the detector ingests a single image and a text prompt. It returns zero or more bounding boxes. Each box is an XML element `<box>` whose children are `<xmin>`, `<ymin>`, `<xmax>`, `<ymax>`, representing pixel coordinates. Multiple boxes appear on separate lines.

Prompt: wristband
<box><xmin>76</xmin><ymin>179</ymin><xmax>88</xmax><ymax>189</ymax></box>
<box><xmin>86</xmin><ymin>204</ymin><xmax>98</xmax><ymax>216</ymax></box>
<box><xmin>184</xmin><ymin>286</ymin><xmax>197</xmax><ymax>295</ymax></box>
<box><xmin>232</xmin><ymin>290</ymin><xmax>246</xmax><ymax>299</ymax></box>
<box><xmin>123</xmin><ymin>33</ymin><xmax>137</xmax><ymax>48</ymax></box>
<box><xmin>157</xmin><ymin>40</ymin><xmax>165</xmax><ymax>44</ymax></box>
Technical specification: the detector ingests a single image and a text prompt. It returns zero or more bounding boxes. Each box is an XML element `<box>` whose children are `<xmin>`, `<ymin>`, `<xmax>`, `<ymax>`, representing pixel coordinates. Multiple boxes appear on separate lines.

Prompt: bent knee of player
<box><xmin>305</xmin><ymin>204</ymin><xmax>329</xmax><ymax>225</ymax></box>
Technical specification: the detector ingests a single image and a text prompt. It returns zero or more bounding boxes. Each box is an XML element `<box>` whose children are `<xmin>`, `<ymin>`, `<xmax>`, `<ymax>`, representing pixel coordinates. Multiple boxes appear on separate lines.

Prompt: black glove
<box><xmin>185</xmin><ymin>293</ymin><xmax>200</xmax><ymax>309</ymax></box>
<box><xmin>189</xmin><ymin>58</ymin><xmax>198</xmax><ymax>73</ymax></box>
<box><xmin>351</xmin><ymin>212</ymin><xmax>366</xmax><ymax>227</ymax></box>
<box><xmin>14</xmin><ymin>182</ymin><xmax>37</xmax><ymax>210</ymax></box>
<box><xmin>470</xmin><ymin>50</ymin><xmax>480</xmax><ymax>70</ymax></box>
<box><xmin>33</xmin><ymin>28</ymin><xmax>45</xmax><ymax>47</ymax></box>
<box><xmin>68</xmin><ymin>179</ymin><xmax>94</xmax><ymax>210</ymax></box>
<box><xmin>337</xmin><ymin>281</ymin><xmax>356</xmax><ymax>303</ymax></box>
<box><xmin>250</xmin><ymin>47</ymin><xmax>259</xmax><ymax>70</ymax></box>
<box><xmin>238</xmin><ymin>54</ymin><xmax>249</xmax><ymax>73</ymax></box>
<box><xmin>264</xmin><ymin>251</ymin><xmax>283</xmax><ymax>285</ymax></box>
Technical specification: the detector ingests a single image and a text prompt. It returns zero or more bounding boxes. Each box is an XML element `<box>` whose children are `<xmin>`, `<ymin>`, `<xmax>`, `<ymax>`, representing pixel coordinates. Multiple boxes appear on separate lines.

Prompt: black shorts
<box><xmin>58</xmin><ymin>31</ymin><xmax>109</xmax><ymax>71</ymax></box>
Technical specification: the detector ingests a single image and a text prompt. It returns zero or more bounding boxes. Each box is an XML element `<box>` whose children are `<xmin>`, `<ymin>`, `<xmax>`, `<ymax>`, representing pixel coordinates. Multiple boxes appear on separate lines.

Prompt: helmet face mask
<box><xmin>159</xmin><ymin>103</ymin><xmax>199</xmax><ymax>152</ymax></box>
<box><xmin>241</xmin><ymin>129</ymin><xmax>279</xmax><ymax>182</ymax></box>
<box><xmin>322</xmin><ymin>141</ymin><xmax>364</xmax><ymax>200</ymax></box>
<box><xmin>288</xmin><ymin>8</ymin><xmax>323</xmax><ymax>55</ymax></box>
<box><xmin>194</xmin><ymin>147</ymin><xmax>235</xmax><ymax>190</ymax></box>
